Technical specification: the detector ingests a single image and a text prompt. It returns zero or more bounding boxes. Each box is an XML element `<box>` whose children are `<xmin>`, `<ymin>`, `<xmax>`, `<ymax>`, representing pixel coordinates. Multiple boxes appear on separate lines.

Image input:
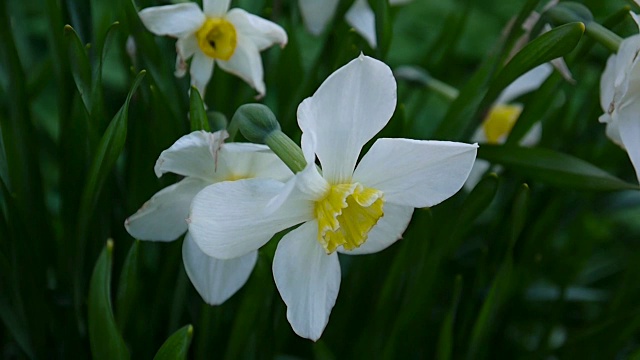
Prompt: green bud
<box><xmin>232</xmin><ymin>103</ymin><xmax>281</xmax><ymax>144</ymax></box>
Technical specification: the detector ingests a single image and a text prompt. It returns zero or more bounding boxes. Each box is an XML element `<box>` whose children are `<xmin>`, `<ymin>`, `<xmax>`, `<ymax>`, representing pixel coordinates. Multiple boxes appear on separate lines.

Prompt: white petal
<box><xmin>600</xmin><ymin>54</ymin><xmax>616</xmax><ymax>115</ymax></box>
<box><xmin>217</xmin><ymin>143</ymin><xmax>293</xmax><ymax>181</ymax></box>
<box><xmin>125</xmin><ymin>177</ymin><xmax>209</xmax><ymax>241</ymax></box>
<box><xmin>188</xmin><ymin>178</ymin><xmax>314</xmax><ymax>259</ymax></box>
<box><xmin>139</xmin><ymin>3</ymin><xmax>205</xmax><ymax>38</ymax></box>
<box><xmin>463</xmin><ymin>159</ymin><xmax>491</xmax><ymax>192</ymax></box>
<box><xmin>605</xmin><ymin>119</ymin><xmax>623</xmax><ymax>147</ymax></box>
<box><xmin>299</xmin><ymin>0</ymin><xmax>339</xmax><ymax>35</ymax></box>
<box><xmin>338</xmin><ymin>204</ymin><xmax>413</xmax><ymax>255</ymax></box>
<box><xmin>190</xmin><ymin>51</ymin><xmax>215</xmax><ymax>97</ymax></box>
<box><xmin>297</xmin><ymin>55</ymin><xmax>397</xmax><ymax>183</ymax></box>
<box><xmin>631</xmin><ymin>11</ymin><xmax>640</xmax><ymax>31</ymax></box>
<box><xmin>175</xmin><ymin>35</ymin><xmax>198</xmax><ymax>77</ymax></box>
<box><xmin>353</xmin><ymin>138</ymin><xmax>478</xmax><ymax>208</ymax></box>
<box><xmin>618</xmin><ymin>116</ymin><xmax>640</xmax><ymax>183</ymax></box>
<box><xmin>203</xmin><ymin>0</ymin><xmax>230</xmax><ymax>17</ymax></box>
<box><xmin>519</xmin><ymin>122</ymin><xmax>542</xmax><ymax>147</ymax></box>
<box><xmin>226</xmin><ymin>9</ymin><xmax>287</xmax><ymax>51</ymax></box>
<box><xmin>345</xmin><ymin>0</ymin><xmax>377</xmax><ymax>48</ymax></box>
<box><xmin>216</xmin><ymin>36</ymin><xmax>265</xmax><ymax>96</ymax></box>
<box><xmin>154</xmin><ymin>130</ymin><xmax>227</xmax><ymax>180</ymax></box>
<box><xmin>496</xmin><ymin>63</ymin><xmax>553</xmax><ymax>104</ymax></box>
<box><xmin>182</xmin><ymin>233</ymin><xmax>257</xmax><ymax>305</ymax></box>
<box><xmin>273</xmin><ymin>220</ymin><xmax>340</xmax><ymax>341</ymax></box>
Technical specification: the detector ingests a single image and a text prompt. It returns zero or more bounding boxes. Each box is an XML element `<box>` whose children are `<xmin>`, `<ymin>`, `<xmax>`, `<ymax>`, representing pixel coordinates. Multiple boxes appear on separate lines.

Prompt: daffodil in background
<box><xmin>464</xmin><ymin>63</ymin><xmax>553</xmax><ymax>189</ymax></box>
<box><xmin>125</xmin><ymin>130</ymin><xmax>291</xmax><ymax>305</ymax></box>
<box><xmin>187</xmin><ymin>55</ymin><xmax>478</xmax><ymax>340</ymax></box>
<box><xmin>599</xmin><ymin>12</ymin><xmax>640</xmax><ymax>184</ymax></box>
<box><xmin>138</xmin><ymin>0</ymin><xmax>287</xmax><ymax>97</ymax></box>
<box><xmin>299</xmin><ymin>0</ymin><xmax>411</xmax><ymax>48</ymax></box>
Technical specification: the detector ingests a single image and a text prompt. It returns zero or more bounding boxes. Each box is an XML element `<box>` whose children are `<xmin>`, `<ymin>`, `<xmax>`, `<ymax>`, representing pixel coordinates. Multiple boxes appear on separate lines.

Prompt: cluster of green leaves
<box><xmin>2</xmin><ymin>0</ymin><xmax>640</xmax><ymax>358</ymax></box>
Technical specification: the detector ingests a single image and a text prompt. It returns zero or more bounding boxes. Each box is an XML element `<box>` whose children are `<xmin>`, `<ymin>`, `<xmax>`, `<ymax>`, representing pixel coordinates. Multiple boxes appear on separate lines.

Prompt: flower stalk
<box><xmin>545</xmin><ymin>2</ymin><xmax>621</xmax><ymax>52</ymax></box>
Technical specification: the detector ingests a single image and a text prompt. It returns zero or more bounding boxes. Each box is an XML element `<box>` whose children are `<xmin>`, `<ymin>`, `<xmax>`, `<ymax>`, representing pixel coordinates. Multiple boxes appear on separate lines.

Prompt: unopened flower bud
<box><xmin>232</xmin><ymin>103</ymin><xmax>281</xmax><ymax>144</ymax></box>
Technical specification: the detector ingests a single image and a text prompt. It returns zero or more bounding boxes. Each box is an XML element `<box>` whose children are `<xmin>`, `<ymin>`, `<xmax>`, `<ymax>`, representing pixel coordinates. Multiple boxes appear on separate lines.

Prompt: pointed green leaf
<box><xmin>190</xmin><ymin>86</ymin><xmax>211</xmax><ymax>132</ymax></box>
<box><xmin>77</xmin><ymin>70</ymin><xmax>146</xmax><ymax>239</ymax></box>
<box><xmin>154</xmin><ymin>325</ymin><xmax>194</xmax><ymax>360</ymax></box>
<box><xmin>478</xmin><ymin>145</ymin><xmax>638</xmax><ymax>191</ymax></box>
<box><xmin>64</xmin><ymin>25</ymin><xmax>92</xmax><ymax>113</ymax></box>
<box><xmin>115</xmin><ymin>241</ymin><xmax>140</xmax><ymax>331</ymax></box>
<box><xmin>480</xmin><ymin>22</ymin><xmax>585</xmax><ymax>115</ymax></box>
<box><xmin>510</xmin><ymin>184</ymin><xmax>530</xmax><ymax>244</ymax></box>
<box><xmin>436</xmin><ymin>275</ymin><xmax>463</xmax><ymax>360</ymax></box>
<box><xmin>92</xmin><ymin>21</ymin><xmax>121</xmax><ymax>122</ymax></box>
<box><xmin>88</xmin><ymin>240</ymin><xmax>130</xmax><ymax>360</ymax></box>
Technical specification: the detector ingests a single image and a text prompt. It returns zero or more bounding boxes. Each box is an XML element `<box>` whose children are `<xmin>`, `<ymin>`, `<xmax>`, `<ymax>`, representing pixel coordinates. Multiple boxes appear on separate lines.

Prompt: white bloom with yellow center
<box><xmin>125</xmin><ymin>130</ymin><xmax>291</xmax><ymax>305</ymax></box>
<box><xmin>188</xmin><ymin>55</ymin><xmax>477</xmax><ymax>340</ymax></box>
<box><xmin>599</xmin><ymin>15</ymin><xmax>640</xmax><ymax>183</ymax></box>
<box><xmin>465</xmin><ymin>63</ymin><xmax>553</xmax><ymax>189</ymax></box>
<box><xmin>139</xmin><ymin>0</ymin><xmax>287</xmax><ymax>97</ymax></box>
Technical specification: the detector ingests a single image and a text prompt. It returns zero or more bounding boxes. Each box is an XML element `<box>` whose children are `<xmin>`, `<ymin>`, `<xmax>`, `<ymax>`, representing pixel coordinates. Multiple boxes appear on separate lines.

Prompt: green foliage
<box><xmin>2</xmin><ymin>0</ymin><xmax>640</xmax><ymax>358</ymax></box>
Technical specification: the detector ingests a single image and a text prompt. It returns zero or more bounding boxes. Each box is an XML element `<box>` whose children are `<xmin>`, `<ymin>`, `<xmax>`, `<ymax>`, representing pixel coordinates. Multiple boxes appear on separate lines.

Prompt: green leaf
<box><xmin>436</xmin><ymin>275</ymin><xmax>463</xmax><ymax>360</ymax></box>
<box><xmin>77</xmin><ymin>70</ymin><xmax>146</xmax><ymax>240</ymax></box>
<box><xmin>154</xmin><ymin>324</ymin><xmax>193</xmax><ymax>360</ymax></box>
<box><xmin>92</xmin><ymin>21</ymin><xmax>121</xmax><ymax>123</ymax></box>
<box><xmin>115</xmin><ymin>241</ymin><xmax>140</xmax><ymax>332</ymax></box>
<box><xmin>478</xmin><ymin>145</ymin><xmax>639</xmax><ymax>191</ymax></box>
<box><xmin>189</xmin><ymin>86</ymin><xmax>211</xmax><ymax>132</ymax></box>
<box><xmin>480</xmin><ymin>22</ymin><xmax>585</xmax><ymax>115</ymax></box>
<box><xmin>372</xmin><ymin>0</ymin><xmax>391</xmax><ymax>58</ymax></box>
<box><xmin>64</xmin><ymin>25</ymin><xmax>93</xmax><ymax>113</ymax></box>
<box><xmin>510</xmin><ymin>184</ymin><xmax>530</xmax><ymax>244</ymax></box>
<box><xmin>88</xmin><ymin>240</ymin><xmax>130</xmax><ymax>360</ymax></box>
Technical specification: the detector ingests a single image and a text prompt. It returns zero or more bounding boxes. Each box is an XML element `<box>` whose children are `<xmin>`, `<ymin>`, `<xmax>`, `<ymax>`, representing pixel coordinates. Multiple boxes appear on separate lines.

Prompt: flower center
<box><xmin>314</xmin><ymin>183</ymin><xmax>384</xmax><ymax>254</ymax></box>
<box><xmin>196</xmin><ymin>18</ymin><xmax>237</xmax><ymax>61</ymax></box>
<box><xmin>482</xmin><ymin>104</ymin><xmax>523</xmax><ymax>144</ymax></box>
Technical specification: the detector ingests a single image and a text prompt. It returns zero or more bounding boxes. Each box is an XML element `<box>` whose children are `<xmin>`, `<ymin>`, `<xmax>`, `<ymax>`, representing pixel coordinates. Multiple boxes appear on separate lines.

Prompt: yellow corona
<box><xmin>196</xmin><ymin>18</ymin><xmax>237</xmax><ymax>61</ymax></box>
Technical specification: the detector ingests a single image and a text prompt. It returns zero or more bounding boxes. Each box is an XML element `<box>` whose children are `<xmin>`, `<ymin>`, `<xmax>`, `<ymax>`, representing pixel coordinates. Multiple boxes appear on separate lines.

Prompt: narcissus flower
<box><xmin>188</xmin><ymin>55</ymin><xmax>477</xmax><ymax>340</ymax></box>
<box><xmin>299</xmin><ymin>0</ymin><xmax>411</xmax><ymax>48</ymax></box>
<box><xmin>599</xmin><ymin>15</ymin><xmax>640</xmax><ymax>183</ymax></box>
<box><xmin>465</xmin><ymin>63</ymin><xmax>552</xmax><ymax>189</ymax></box>
<box><xmin>125</xmin><ymin>130</ymin><xmax>291</xmax><ymax>305</ymax></box>
<box><xmin>139</xmin><ymin>0</ymin><xmax>287</xmax><ymax>97</ymax></box>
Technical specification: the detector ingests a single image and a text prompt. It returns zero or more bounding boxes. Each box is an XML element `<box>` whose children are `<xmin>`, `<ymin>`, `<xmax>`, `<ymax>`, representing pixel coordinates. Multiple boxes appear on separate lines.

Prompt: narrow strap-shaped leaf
<box><xmin>74</xmin><ymin>71</ymin><xmax>145</xmax><ymax>330</ymax></box>
<box><xmin>154</xmin><ymin>324</ymin><xmax>193</xmax><ymax>360</ymax></box>
<box><xmin>190</xmin><ymin>86</ymin><xmax>211</xmax><ymax>132</ymax></box>
<box><xmin>64</xmin><ymin>25</ymin><xmax>93</xmax><ymax>114</ymax></box>
<box><xmin>436</xmin><ymin>276</ymin><xmax>463</xmax><ymax>360</ymax></box>
<box><xmin>115</xmin><ymin>241</ymin><xmax>140</xmax><ymax>331</ymax></box>
<box><xmin>468</xmin><ymin>23</ymin><xmax>585</xmax><ymax>142</ymax></box>
<box><xmin>372</xmin><ymin>0</ymin><xmax>391</xmax><ymax>58</ymax></box>
<box><xmin>88</xmin><ymin>240</ymin><xmax>130</xmax><ymax>360</ymax></box>
<box><xmin>478</xmin><ymin>145</ymin><xmax>639</xmax><ymax>191</ymax></box>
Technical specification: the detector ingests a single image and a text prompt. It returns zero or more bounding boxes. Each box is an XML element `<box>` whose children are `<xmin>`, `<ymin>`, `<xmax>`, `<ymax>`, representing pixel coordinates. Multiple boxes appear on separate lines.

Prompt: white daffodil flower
<box><xmin>188</xmin><ymin>55</ymin><xmax>478</xmax><ymax>340</ymax></box>
<box><xmin>139</xmin><ymin>0</ymin><xmax>287</xmax><ymax>97</ymax></box>
<box><xmin>299</xmin><ymin>0</ymin><xmax>411</xmax><ymax>48</ymax></box>
<box><xmin>125</xmin><ymin>130</ymin><xmax>291</xmax><ymax>305</ymax></box>
<box><xmin>599</xmin><ymin>13</ymin><xmax>640</xmax><ymax>183</ymax></box>
<box><xmin>465</xmin><ymin>63</ymin><xmax>553</xmax><ymax>189</ymax></box>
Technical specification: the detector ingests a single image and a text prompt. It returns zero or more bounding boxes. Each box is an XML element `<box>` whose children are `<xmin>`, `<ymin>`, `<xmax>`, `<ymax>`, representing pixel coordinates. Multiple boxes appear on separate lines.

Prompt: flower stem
<box><xmin>264</xmin><ymin>130</ymin><xmax>307</xmax><ymax>174</ymax></box>
<box><xmin>584</xmin><ymin>22</ymin><xmax>622</xmax><ymax>53</ymax></box>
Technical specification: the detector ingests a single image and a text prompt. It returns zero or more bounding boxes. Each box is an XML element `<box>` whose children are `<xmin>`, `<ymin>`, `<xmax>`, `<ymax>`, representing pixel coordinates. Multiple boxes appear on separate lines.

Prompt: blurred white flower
<box><xmin>464</xmin><ymin>63</ymin><xmax>553</xmax><ymax>189</ymax></box>
<box><xmin>599</xmin><ymin>13</ymin><xmax>640</xmax><ymax>183</ymax></box>
<box><xmin>125</xmin><ymin>130</ymin><xmax>291</xmax><ymax>305</ymax></box>
<box><xmin>139</xmin><ymin>0</ymin><xmax>287</xmax><ymax>97</ymax></box>
<box><xmin>188</xmin><ymin>55</ymin><xmax>477</xmax><ymax>340</ymax></box>
<box><xmin>299</xmin><ymin>0</ymin><xmax>411</xmax><ymax>48</ymax></box>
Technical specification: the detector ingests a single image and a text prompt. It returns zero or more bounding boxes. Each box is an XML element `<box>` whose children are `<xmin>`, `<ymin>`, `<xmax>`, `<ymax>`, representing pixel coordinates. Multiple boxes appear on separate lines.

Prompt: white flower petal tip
<box><xmin>273</xmin><ymin>221</ymin><xmax>340</xmax><ymax>341</ymax></box>
<box><xmin>298</xmin><ymin>55</ymin><xmax>396</xmax><ymax>183</ymax></box>
<box><xmin>298</xmin><ymin>0</ymin><xmax>340</xmax><ymax>35</ymax></box>
<box><xmin>154</xmin><ymin>130</ymin><xmax>228</xmax><ymax>179</ymax></box>
<box><xmin>183</xmin><ymin>234</ymin><xmax>257</xmax><ymax>305</ymax></box>
<box><xmin>138</xmin><ymin>3</ymin><xmax>206</xmax><ymax>38</ymax></box>
<box><xmin>354</xmin><ymin>139</ymin><xmax>478</xmax><ymax>208</ymax></box>
<box><xmin>125</xmin><ymin>177</ymin><xmax>209</xmax><ymax>241</ymax></box>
